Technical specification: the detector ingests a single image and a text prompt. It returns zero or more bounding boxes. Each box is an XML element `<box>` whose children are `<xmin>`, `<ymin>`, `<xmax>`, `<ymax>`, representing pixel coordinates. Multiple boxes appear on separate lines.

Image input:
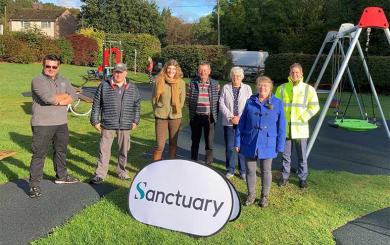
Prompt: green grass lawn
<box><xmin>0</xmin><ymin>63</ymin><xmax>389</xmax><ymax>244</ymax></box>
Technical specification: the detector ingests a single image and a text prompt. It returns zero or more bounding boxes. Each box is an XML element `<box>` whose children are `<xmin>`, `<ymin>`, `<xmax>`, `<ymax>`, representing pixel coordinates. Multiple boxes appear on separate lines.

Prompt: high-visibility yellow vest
<box><xmin>275</xmin><ymin>77</ymin><xmax>320</xmax><ymax>139</ymax></box>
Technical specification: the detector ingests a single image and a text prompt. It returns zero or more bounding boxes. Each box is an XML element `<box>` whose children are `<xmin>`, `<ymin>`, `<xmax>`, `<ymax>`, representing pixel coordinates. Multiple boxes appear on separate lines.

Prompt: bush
<box><xmin>0</xmin><ymin>35</ymin><xmax>35</xmax><ymax>63</ymax></box>
<box><xmin>54</xmin><ymin>39</ymin><xmax>74</xmax><ymax>64</ymax></box>
<box><xmin>202</xmin><ymin>45</ymin><xmax>232</xmax><ymax>80</ymax></box>
<box><xmin>78</xmin><ymin>28</ymin><xmax>105</xmax><ymax>65</ymax></box>
<box><xmin>161</xmin><ymin>45</ymin><xmax>204</xmax><ymax>78</ymax></box>
<box><xmin>161</xmin><ymin>45</ymin><xmax>232</xmax><ymax>79</ymax></box>
<box><xmin>36</xmin><ymin>38</ymin><xmax>62</xmax><ymax>62</ymax></box>
<box><xmin>265</xmin><ymin>53</ymin><xmax>390</xmax><ymax>93</ymax></box>
<box><xmin>106</xmin><ymin>33</ymin><xmax>161</xmax><ymax>72</ymax></box>
<box><xmin>0</xmin><ymin>32</ymin><xmax>63</xmax><ymax>63</ymax></box>
<box><xmin>66</xmin><ymin>34</ymin><xmax>98</xmax><ymax>66</ymax></box>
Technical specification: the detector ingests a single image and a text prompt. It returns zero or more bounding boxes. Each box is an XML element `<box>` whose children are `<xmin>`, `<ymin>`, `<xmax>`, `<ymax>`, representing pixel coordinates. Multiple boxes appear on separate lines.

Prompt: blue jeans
<box><xmin>224</xmin><ymin>126</ymin><xmax>246</xmax><ymax>175</ymax></box>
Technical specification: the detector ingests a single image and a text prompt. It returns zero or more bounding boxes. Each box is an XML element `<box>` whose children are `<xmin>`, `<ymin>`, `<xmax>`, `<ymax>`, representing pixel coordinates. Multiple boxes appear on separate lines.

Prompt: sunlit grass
<box><xmin>0</xmin><ymin>63</ymin><xmax>389</xmax><ymax>244</ymax></box>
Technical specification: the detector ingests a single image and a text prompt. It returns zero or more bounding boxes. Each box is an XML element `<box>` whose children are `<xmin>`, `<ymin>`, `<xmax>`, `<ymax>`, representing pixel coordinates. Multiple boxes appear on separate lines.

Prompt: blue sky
<box><xmin>40</xmin><ymin>0</ymin><xmax>216</xmax><ymax>23</ymax></box>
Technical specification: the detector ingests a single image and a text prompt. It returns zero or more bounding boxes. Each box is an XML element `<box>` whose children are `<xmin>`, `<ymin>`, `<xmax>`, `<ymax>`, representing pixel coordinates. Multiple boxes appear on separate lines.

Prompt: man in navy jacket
<box><xmin>90</xmin><ymin>63</ymin><xmax>140</xmax><ymax>184</ymax></box>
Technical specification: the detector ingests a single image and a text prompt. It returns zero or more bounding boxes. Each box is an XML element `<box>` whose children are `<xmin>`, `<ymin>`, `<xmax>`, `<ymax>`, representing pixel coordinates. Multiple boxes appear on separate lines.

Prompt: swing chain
<box><xmin>365</xmin><ymin>27</ymin><xmax>371</xmax><ymax>53</ymax></box>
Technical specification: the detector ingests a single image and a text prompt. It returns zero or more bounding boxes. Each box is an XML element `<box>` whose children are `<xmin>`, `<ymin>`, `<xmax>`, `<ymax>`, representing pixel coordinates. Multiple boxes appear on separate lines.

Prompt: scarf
<box><xmin>154</xmin><ymin>73</ymin><xmax>181</xmax><ymax>114</ymax></box>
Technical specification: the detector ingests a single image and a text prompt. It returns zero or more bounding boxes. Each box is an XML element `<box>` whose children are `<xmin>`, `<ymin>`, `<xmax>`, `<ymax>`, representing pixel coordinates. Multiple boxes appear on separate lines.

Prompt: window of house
<box><xmin>22</xmin><ymin>21</ymin><xmax>31</xmax><ymax>29</ymax></box>
<box><xmin>41</xmin><ymin>21</ymin><xmax>51</xmax><ymax>29</ymax></box>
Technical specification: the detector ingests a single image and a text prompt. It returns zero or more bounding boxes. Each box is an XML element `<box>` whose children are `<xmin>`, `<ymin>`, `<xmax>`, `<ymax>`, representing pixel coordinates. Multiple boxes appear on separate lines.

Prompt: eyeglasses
<box><xmin>45</xmin><ymin>65</ymin><xmax>58</xmax><ymax>69</ymax></box>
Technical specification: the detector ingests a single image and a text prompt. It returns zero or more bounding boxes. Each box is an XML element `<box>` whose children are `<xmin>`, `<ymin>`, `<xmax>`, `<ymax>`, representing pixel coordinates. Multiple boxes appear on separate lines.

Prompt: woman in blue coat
<box><xmin>235</xmin><ymin>76</ymin><xmax>286</xmax><ymax>208</ymax></box>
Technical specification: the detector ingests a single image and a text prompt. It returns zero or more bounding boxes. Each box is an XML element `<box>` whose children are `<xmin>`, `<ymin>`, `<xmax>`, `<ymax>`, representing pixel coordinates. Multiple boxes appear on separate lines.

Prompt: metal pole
<box><xmin>384</xmin><ymin>28</ymin><xmax>390</xmax><ymax>46</ymax></box>
<box><xmin>356</xmin><ymin>41</ymin><xmax>390</xmax><ymax>139</ymax></box>
<box><xmin>337</xmin><ymin>41</ymin><xmax>365</xmax><ymax>119</ymax></box>
<box><xmin>306</xmin><ymin>28</ymin><xmax>363</xmax><ymax>158</ymax></box>
<box><xmin>217</xmin><ymin>0</ymin><xmax>220</xmax><ymax>45</ymax></box>
<box><xmin>337</xmin><ymin>25</ymin><xmax>358</xmax><ymax>38</ymax></box>
<box><xmin>4</xmin><ymin>6</ymin><xmax>6</xmax><ymax>33</ymax></box>
<box><xmin>305</xmin><ymin>33</ymin><xmax>332</xmax><ymax>84</ymax></box>
<box><xmin>313</xmin><ymin>39</ymin><xmax>338</xmax><ymax>89</ymax></box>
<box><xmin>134</xmin><ymin>49</ymin><xmax>137</xmax><ymax>74</ymax></box>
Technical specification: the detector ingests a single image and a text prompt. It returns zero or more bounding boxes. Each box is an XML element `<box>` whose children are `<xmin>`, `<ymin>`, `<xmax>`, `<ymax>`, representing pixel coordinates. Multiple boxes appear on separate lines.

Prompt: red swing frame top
<box><xmin>358</xmin><ymin>7</ymin><xmax>389</xmax><ymax>28</ymax></box>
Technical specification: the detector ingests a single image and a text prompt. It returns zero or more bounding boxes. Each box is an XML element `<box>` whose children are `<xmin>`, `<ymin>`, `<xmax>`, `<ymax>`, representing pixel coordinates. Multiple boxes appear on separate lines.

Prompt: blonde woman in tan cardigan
<box><xmin>152</xmin><ymin>59</ymin><xmax>186</xmax><ymax>160</ymax></box>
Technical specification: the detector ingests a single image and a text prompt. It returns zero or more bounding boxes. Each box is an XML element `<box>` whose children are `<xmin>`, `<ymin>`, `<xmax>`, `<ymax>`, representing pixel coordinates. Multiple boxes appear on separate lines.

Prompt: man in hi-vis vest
<box><xmin>275</xmin><ymin>63</ymin><xmax>319</xmax><ymax>189</ymax></box>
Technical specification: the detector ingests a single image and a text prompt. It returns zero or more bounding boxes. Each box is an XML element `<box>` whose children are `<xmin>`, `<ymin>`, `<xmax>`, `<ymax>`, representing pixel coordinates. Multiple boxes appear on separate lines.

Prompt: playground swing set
<box><xmin>68</xmin><ymin>40</ymin><xmax>123</xmax><ymax>116</ymax></box>
<box><xmin>305</xmin><ymin>6</ymin><xmax>390</xmax><ymax>158</ymax></box>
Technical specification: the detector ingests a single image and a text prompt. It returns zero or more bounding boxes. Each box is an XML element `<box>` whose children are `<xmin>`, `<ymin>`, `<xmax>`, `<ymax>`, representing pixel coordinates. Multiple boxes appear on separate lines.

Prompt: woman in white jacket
<box><xmin>219</xmin><ymin>67</ymin><xmax>252</xmax><ymax>180</ymax></box>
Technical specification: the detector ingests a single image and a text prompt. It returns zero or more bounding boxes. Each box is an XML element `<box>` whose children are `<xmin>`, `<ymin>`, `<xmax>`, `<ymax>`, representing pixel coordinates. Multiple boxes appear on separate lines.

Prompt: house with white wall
<box><xmin>8</xmin><ymin>9</ymin><xmax>77</xmax><ymax>38</ymax></box>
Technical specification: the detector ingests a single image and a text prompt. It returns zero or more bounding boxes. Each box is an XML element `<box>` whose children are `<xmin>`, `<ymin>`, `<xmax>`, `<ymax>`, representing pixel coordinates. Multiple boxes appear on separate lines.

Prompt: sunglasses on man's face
<box><xmin>45</xmin><ymin>65</ymin><xmax>58</xmax><ymax>69</ymax></box>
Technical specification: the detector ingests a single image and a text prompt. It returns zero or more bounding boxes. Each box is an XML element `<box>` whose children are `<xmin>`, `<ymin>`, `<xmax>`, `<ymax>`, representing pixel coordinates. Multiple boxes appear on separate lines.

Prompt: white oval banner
<box><xmin>128</xmin><ymin>160</ymin><xmax>233</xmax><ymax>237</ymax></box>
<box><xmin>227</xmin><ymin>180</ymin><xmax>241</xmax><ymax>221</ymax></box>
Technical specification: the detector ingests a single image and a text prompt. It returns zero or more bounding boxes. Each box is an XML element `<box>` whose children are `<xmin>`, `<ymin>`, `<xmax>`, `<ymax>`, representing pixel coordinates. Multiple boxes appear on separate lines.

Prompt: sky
<box><xmin>40</xmin><ymin>0</ymin><xmax>216</xmax><ymax>23</ymax></box>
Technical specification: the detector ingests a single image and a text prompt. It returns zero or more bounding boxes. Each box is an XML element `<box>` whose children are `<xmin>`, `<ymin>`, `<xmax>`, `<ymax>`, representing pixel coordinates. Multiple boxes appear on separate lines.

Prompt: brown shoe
<box><xmin>152</xmin><ymin>149</ymin><xmax>163</xmax><ymax>161</ymax></box>
<box><xmin>168</xmin><ymin>145</ymin><xmax>177</xmax><ymax>159</ymax></box>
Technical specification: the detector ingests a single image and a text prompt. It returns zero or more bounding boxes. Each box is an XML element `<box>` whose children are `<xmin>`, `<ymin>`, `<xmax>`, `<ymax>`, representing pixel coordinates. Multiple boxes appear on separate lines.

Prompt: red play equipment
<box><xmin>97</xmin><ymin>40</ymin><xmax>123</xmax><ymax>80</ymax></box>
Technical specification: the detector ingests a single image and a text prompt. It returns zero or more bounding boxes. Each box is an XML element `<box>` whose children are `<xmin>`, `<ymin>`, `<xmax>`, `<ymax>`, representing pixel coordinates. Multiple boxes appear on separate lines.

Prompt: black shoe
<box><xmin>240</xmin><ymin>174</ymin><xmax>247</xmax><ymax>182</ymax></box>
<box><xmin>259</xmin><ymin>196</ymin><xmax>268</xmax><ymax>208</ymax></box>
<box><xmin>299</xmin><ymin>180</ymin><xmax>308</xmax><ymax>189</ymax></box>
<box><xmin>29</xmin><ymin>186</ymin><xmax>41</xmax><ymax>198</ymax></box>
<box><xmin>55</xmin><ymin>175</ymin><xmax>79</xmax><ymax>184</ymax></box>
<box><xmin>244</xmin><ymin>195</ymin><xmax>256</xmax><ymax>206</ymax></box>
<box><xmin>89</xmin><ymin>175</ymin><xmax>104</xmax><ymax>184</ymax></box>
<box><xmin>278</xmin><ymin>178</ymin><xmax>288</xmax><ymax>187</ymax></box>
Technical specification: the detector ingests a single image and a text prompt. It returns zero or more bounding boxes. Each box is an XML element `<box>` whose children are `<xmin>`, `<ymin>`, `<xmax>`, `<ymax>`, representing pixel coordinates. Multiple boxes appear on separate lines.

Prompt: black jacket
<box><xmin>90</xmin><ymin>80</ymin><xmax>140</xmax><ymax>130</ymax></box>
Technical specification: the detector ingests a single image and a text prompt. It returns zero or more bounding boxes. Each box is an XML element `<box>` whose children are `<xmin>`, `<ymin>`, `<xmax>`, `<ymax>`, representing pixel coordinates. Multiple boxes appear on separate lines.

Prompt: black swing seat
<box><xmin>328</xmin><ymin>118</ymin><xmax>378</xmax><ymax>131</ymax></box>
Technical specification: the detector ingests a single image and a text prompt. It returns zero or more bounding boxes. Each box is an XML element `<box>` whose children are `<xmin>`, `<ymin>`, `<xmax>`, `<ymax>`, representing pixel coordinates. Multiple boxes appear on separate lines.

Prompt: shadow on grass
<box><xmin>21</xmin><ymin>102</ymin><xmax>32</xmax><ymax>115</ymax></box>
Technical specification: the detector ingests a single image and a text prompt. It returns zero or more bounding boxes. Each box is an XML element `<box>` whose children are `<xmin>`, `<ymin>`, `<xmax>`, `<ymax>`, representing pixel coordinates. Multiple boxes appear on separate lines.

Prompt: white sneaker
<box><xmin>225</xmin><ymin>173</ymin><xmax>234</xmax><ymax>179</ymax></box>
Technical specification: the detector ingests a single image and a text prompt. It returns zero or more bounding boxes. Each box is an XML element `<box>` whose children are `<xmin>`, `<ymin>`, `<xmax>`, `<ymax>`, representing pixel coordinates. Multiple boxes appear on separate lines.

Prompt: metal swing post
<box><xmin>355</xmin><ymin>41</ymin><xmax>390</xmax><ymax>139</ymax></box>
<box><xmin>306</xmin><ymin>27</ymin><xmax>363</xmax><ymax>158</ymax></box>
<box><xmin>313</xmin><ymin>35</ymin><xmax>339</xmax><ymax>89</ymax></box>
<box><xmin>384</xmin><ymin>28</ymin><xmax>390</xmax><ymax>45</ymax></box>
<box><xmin>305</xmin><ymin>31</ymin><xmax>336</xmax><ymax>84</ymax></box>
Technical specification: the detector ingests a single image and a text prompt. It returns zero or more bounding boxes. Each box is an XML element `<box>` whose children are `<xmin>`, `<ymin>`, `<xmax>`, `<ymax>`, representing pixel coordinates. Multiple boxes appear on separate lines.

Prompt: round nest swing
<box><xmin>328</xmin><ymin>118</ymin><xmax>378</xmax><ymax>131</ymax></box>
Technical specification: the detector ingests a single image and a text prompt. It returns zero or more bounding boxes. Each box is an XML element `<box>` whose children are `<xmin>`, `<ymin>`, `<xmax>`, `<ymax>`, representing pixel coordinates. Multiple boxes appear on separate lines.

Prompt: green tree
<box><xmin>80</xmin><ymin>0</ymin><xmax>164</xmax><ymax>36</ymax></box>
<box><xmin>192</xmin><ymin>15</ymin><xmax>217</xmax><ymax>45</ymax></box>
<box><xmin>211</xmin><ymin>0</ymin><xmax>389</xmax><ymax>54</ymax></box>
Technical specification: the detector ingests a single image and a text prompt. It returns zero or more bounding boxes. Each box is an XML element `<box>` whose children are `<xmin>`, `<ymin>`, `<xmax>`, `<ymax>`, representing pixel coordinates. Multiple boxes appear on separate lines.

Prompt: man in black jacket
<box><xmin>187</xmin><ymin>62</ymin><xmax>220</xmax><ymax>165</ymax></box>
<box><xmin>90</xmin><ymin>63</ymin><xmax>140</xmax><ymax>184</ymax></box>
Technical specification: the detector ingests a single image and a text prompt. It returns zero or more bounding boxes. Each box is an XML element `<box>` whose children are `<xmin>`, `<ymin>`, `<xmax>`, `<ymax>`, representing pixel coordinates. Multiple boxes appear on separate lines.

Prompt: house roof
<box><xmin>9</xmin><ymin>9</ymin><xmax>67</xmax><ymax>21</ymax></box>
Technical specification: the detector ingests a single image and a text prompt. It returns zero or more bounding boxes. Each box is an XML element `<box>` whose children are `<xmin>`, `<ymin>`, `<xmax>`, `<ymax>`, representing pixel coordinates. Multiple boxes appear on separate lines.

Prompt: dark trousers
<box><xmin>29</xmin><ymin>124</ymin><xmax>69</xmax><ymax>187</ymax></box>
<box><xmin>190</xmin><ymin>114</ymin><xmax>215</xmax><ymax>164</ymax></box>
<box><xmin>224</xmin><ymin>126</ymin><xmax>246</xmax><ymax>175</ymax></box>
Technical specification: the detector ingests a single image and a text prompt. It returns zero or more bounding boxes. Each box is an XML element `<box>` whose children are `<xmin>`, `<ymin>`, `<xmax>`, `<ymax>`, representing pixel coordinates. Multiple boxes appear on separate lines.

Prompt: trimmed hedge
<box><xmin>161</xmin><ymin>45</ymin><xmax>232</xmax><ymax>79</ymax></box>
<box><xmin>265</xmin><ymin>53</ymin><xmax>390</xmax><ymax>93</ymax></box>
<box><xmin>0</xmin><ymin>32</ymin><xmax>73</xmax><ymax>64</ymax></box>
<box><xmin>0</xmin><ymin>35</ymin><xmax>34</xmax><ymax>63</ymax></box>
<box><xmin>66</xmin><ymin>34</ymin><xmax>99</xmax><ymax>66</ymax></box>
<box><xmin>106</xmin><ymin>33</ymin><xmax>161</xmax><ymax>72</ymax></box>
